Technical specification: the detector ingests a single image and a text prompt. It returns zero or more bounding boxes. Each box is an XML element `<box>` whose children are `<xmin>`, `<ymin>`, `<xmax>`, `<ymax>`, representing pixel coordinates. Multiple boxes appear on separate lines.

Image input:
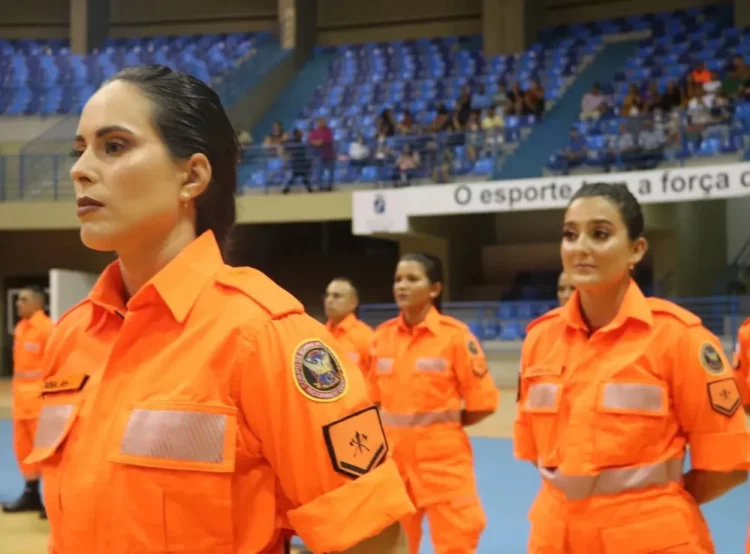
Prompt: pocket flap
<box><xmin>108</xmin><ymin>401</ymin><xmax>238</xmax><ymax>473</ymax></box>
<box><xmin>522</xmin><ymin>383</ymin><xmax>561</xmax><ymax>413</ymax></box>
<box><xmin>596</xmin><ymin>381</ymin><xmax>668</xmax><ymax>416</ymax></box>
<box><xmin>25</xmin><ymin>399</ymin><xmax>83</xmax><ymax>465</ymax></box>
<box><xmin>601</xmin><ymin>513</ymin><xmax>691</xmax><ymax>553</ymax></box>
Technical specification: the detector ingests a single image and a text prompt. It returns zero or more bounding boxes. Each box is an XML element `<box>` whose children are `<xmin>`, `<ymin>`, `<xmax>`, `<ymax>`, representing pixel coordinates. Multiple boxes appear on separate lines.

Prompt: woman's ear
<box><xmin>180</xmin><ymin>152</ymin><xmax>212</xmax><ymax>201</ymax></box>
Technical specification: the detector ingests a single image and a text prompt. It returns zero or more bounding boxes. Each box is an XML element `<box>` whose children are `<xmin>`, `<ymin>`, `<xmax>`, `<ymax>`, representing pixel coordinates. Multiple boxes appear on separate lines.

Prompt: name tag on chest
<box><xmin>415</xmin><ymin>357</ymin><xmax>448</xmax><ymax>372</ymax></box>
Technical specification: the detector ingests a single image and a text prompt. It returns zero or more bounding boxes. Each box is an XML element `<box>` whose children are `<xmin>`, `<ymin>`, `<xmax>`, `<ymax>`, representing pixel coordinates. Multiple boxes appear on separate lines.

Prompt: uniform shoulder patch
<box><xmin>699</xmin><ymin>342</ymin><xmax>727</xmax><ymax>375</ymax></box>
<box><xmin>707</xmin><ymin>378</ymin><xmax>741</xmax><ymax>417</ymax></box>
<box><xmin>467</xmin><ymin>339</ymin><xmax>480</xmax><ymax>356</ymax></box>
<box><xmin>215</xmin><ymin>266</ymin><xmax>304</xmax><ymax>319</ymax></box>
<box><xmin>647</xmin><ymin>298</ymin><xmax>702</xmax><ymax>327</ymax></box>
<box><xmin>292</xmin><ymin>339</ymin><xmax>348</xmax><ymax>402</ymax></box>
<box><xmin>322</xmin><ymin>406</ymin><xmax>388</xmax><ymax>479</ymax></box>
<box><xmin>526</xmin><ymin>307</ymin><xmax>563</xmax><ymax>333</ymax></box>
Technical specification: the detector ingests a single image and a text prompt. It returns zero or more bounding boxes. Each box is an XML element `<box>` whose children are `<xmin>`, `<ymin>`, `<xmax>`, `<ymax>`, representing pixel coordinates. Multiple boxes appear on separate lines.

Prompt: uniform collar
<box><xmin>398</xmin><ymin>305</ymin><xmax>442</xmax><ymax>335</ymax></box>
<box><xmin>561</xmin><ymin>279</ymin><xmax>653</xmax><ymax>332</ymax></box>
<box><xmin>19</xmin><ymin>310</ymin><xmax>46</xmax><ymax>329</ymax></box>
<box><xmin>88</xmin><ymin>231</ymin><xmax>224</xmax><ymax>325</ymax></box>
<box><xmin>327</xmin><ymin>312</ymin><xmax>357</xmax><ymax>333</ymax></box>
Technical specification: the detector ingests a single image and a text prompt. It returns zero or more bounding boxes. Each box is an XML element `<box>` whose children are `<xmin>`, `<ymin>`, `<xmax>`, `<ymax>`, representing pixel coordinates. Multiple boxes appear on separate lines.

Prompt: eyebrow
<box><xmin>564</xmin><ymin>218</ymin><xmax>614</xmax><ymax>226</ymax></box>
<box><xmin>74</xmin><ymin>125</ymin><xmax>135</xmax><ymax>142</ymax></box>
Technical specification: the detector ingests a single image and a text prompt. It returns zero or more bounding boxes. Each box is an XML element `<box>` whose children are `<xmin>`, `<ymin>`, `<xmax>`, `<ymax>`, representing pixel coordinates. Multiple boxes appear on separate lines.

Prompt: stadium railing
<box><xmin>359</xmin><ymin>295</ymin><xmax>749</xmax><ymax>344</ymax></box>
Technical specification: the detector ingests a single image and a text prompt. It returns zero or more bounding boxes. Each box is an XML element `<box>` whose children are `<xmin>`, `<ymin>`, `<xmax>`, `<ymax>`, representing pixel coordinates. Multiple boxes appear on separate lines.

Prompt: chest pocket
<box><xmin>108</xmin><ymin>401</ymin><xmax>237</xmax><ymax>552</ymax></box>
<box><xmin>593</xmin><ymin>368</ymin><xmax>670</xmax><ymax>467</ymax></box>
<box><xmin>519</xmin><ymin>365</ymin><xmax>564</xmax><ymax>460</ymax></box>
<box><xmin>412</xmin><ymin>355</ymin><xmax>455</xmax><ymax>408</ymax></box>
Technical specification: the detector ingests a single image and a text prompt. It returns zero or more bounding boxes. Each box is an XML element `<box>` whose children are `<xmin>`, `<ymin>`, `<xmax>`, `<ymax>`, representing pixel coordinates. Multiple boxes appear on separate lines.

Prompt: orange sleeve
<box><xmin>240</xmin><ymin>314</ymin><xmax>414</xmax><ymax>553</ymax></box>
<box><xmin>671</xmin><ymin>325</ymin><xmax>750</xmax><ymax>471</ymax></box>
<box><xmin>452</xmin><ymin>329</ymin><xmax>499</xmax><ymax>412</ymax></box>
<box><xmin>733</xmin><ymin>326</ymin><xmax>750</xmax><ymax>405</ymax></box>
<box><xmin>358</xmin><ymin>326</ymin><xmax>374</xmax><ymax>385</ymax></box>
<box><xmin>513</xmin><ymin>334</ymin><xmax>537</xmax><ymax>462</ymax></box>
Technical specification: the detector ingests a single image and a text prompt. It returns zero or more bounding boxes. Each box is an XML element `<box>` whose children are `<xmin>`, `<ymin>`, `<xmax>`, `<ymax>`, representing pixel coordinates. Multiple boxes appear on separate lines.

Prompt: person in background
<box><xmin>308</xmin><ymin>117</ymin><xmax>335</xmax><ymax>191</ymax></box>
<box><xmin>556</xmin><ymin>272</ymin><xmax>574</xmax><ymax>306</ymax></box>
<box><xmin>2</xmin><ymin>286</ymin><xmax>53</xmax><ymax>520</ymax></box>
<box><xmin>324</xmin><ymin>277</ymin><xmax>374</xmax><ymax>382</ymax></box>
<box><xmin>515</xmin><ymin>182</ymin><xmax>750</xmax><ymax>554</ymax></box>
<box><xmin>28</xmin><ymin>64</ymin><xmax>414</xmax><ymax>554</ymax></box>
<box><xmin>371</xmin><ymin>253</ymin><xmax>499</xmax><ymax>554</ymax></box>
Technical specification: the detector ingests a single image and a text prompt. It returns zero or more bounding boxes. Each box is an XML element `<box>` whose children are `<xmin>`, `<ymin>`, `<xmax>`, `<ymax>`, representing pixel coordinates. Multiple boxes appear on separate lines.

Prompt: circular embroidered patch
<box><xmin>699</xmin><ymin>342</ymin><xmax>726</xmax><ymax>375</ymax></box>
<box><xmin>293</xmin><ymin>340</ymin><xmax>348</xmax><ymax>402</ymax></box>
<box><xmin>468</xmin><ymin>340</ymin><xmax>479</xmax><ymax>356</ymax></box>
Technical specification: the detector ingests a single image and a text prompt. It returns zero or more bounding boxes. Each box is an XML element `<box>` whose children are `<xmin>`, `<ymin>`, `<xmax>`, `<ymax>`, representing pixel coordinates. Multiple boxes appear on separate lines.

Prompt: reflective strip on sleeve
<box><xmin>34</xmin><ymin>404</ymin><xmax>74</xmax><ymax>449</ymax></box>
<box><xmin>13</xmin><ymin>369</ymin><xmax>43</xmax><ymax>379</ymax></box>
<box><xmin>380</xmin><ymin>409</ymin><xmax>461</xmax><ymax>427</ymax></box>
<box><xmin>525</xmin><ymin>383</ymin><xmax>559</xmax><ymax>410</ymax></box>
<box><xmin>601</xmin><ymin>383</ymin><xmax>665</xmax><ymax>412</ymax></box>
<box><xmin>120</xmin><ymin>409</ymin><xmax>227</xmax><ymax>464</ymax></box>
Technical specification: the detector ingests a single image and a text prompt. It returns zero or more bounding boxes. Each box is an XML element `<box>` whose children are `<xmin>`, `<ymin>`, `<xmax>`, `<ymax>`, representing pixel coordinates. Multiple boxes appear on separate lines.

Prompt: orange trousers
<box><xmin>527</xmin><ymin>481</ymin><xmax>713</xmax><ymax>554</ymax></box>
<box><xmin>401</xmin><ymin>496</ymin><xmax>486</xmax><ymax>554</ymax></box>
<box><xmin>13</xmin><ymin>418</ymin><xmax>41</xmax><ymax>478</ymax></box>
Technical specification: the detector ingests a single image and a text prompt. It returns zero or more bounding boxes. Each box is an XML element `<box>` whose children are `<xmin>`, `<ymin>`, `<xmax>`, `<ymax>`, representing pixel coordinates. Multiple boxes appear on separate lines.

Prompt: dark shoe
<box><xmin>39</xmin><ymin>506</ymin><xmax>47</xmax><ymax>520</ymax></box>
<box><xmin>2</xmin><ymin>489</ymin><xmax>42</xmax><ymax>513</ymax></box>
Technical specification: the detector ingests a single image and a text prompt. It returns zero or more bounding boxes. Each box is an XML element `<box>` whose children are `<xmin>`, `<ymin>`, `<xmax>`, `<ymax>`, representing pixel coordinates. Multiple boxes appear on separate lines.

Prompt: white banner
<box><xmin>352</xmin><ymin>162</ymin><xmax>750</xmax><ymax>235</ymax></box>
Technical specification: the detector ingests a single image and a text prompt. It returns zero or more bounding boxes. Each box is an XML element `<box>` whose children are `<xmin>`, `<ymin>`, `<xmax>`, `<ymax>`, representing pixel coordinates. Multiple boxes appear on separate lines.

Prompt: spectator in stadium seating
<box><xmin>523</xmin><ymin>79</ymin><xmax>545</xmax><ymax>118</ymax></box>
<box><xmin>282</xmin><ymin>129</ymin><xmax>313</xmax><ymax>194</ymax></box>
<box><xmin>620</xmin><ymin>84</ymin><xmax>643</xmax><ymax>117</ymax></box>
<box><xmin>237</xmin><ymin>129</ymin><xmax>253</xmax><ymax>147</ymax></box>
<box><xmin>557</xmin><ymin>271</ymin><xmax>574</xmax><ymax>306</ymax></box>
<box><xmin>465</xmin><ymin>110</ymin><xmax>484</xmax><ymax>162</ymax></box>
<box><xmin>428</xmin><ymin>103</ymin><xmax>454</xmax><ymax>133</ymax></box>
<box><xmin>580</xmin><ymin>83</ymin><xmax>609</xmax><ymax>120</ymax></box>
<box><xmin>377</xmin><ymin>109</ymin><xmax>397</xmax><ymax>138</ymax></box>
<box><xmin>348</xmin><ymin>134</ymin><xmax>371</xmax><ymax>169</ymax></box>
<box><xmin>725</xmin><ymin>55</ymin><xmax>750</xmax><ymax>99</ymax></box>
<box><xmin>481</xmin><ymin>105</ymin><xmax>505</xmax><ymax>148</ymax></box>
<box><xmin>432</xmin><ymin>149</ymin><xmax>455</xmax><ymax>184</ymax></box>
<box><xmin>263</xmin><ymin>121</ymin><xmax>288</xmax><ymax>157</ymax></box>
<box><xmin>472</xmin><ymin>84</ymin><xmax>492</xmax><ymax>111</ymax></box>
<box><xmin>505</xmin><ymin>81</ymin><xmax>525</xmax><ymax>116</ymax></box>
<box><xmin>560</xmin><ymin>128</ymin><xmax>587</xmax><ymax>174</ymax></box>
<box><xmin>609</xmin><ymin>123</ymin><xmax>638</xmax><ymax>170</ymax></box>
<box><xmin>703</xmin><ymin>71</ymin><xmax>722</xmax><ymax>105</ymax></box>
<box><xmin>453</xmin><ymin>86</ymin><xmax>473</xmax><ymax>130</ymax></box>
<box><xmin>660</xmin><ymin>81</ymin><xmax>683</xmax><ymax>113</ymax></box>
<box><xmin>636</xmin><ymin>118</ymin><xmax>669</xmax><ymax>168</ymax></box>
<box><xmin>308</xmin><ymin>118</ymin><xmax>335</xmax><ymax>191</ymax></box>
<box><xmin>393</xmin><ymin>144</ymin><xmax>420</xmax><ymax>187</ymax></box>
<box><xmin>642</xmin><ymin>81</ymin><xmax>662</xmax><ymax>113</ymax></box>
<box><xmin>397</xmin><ymin>110</ymin><xmax>419</xmax><ymax>135</ymax></box>
<box><xmin>690</xmin><ymin>60</ymin><xmax>713</xmax><ymax>85</ymax></box>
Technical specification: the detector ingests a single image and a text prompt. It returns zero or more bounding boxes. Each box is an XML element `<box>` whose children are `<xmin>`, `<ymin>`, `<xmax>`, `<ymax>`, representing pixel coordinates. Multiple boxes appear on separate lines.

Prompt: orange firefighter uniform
<box><xmin>26</xmin><ymin>231</ymin><xmax>415</xmax><ymax>554</ymax></box>
<box><xmin>730</xmin><ymin>317</ymin><xmax>750</xmax><ymax>554</ymax></box>
<box><xmin>514</xmin><ymin>281</ymin><xmax>750</xmax><ymax>554</ymax></box>
<box><xmin>370</xmin><ymin>306</ymin><xmax>499</xmax><ymax>554</ymax></box>
<box><xmin>12</xmin><ymin>309</ymin><xmax>53</xmax><ymax>478</ymax></box>
<box><xmin>326</xmin><ymin>313</ymin><xmax>374</xmax><ymax>377</ymax></box>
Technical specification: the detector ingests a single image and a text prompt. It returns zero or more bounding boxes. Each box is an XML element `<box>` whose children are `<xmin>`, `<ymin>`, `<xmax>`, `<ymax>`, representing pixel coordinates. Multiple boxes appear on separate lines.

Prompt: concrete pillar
<box><xmin>279</xmin><ymin>0</ymin><xmax>317</xmax><ymax>58</ymax></box>
<box><xmin>70</xmin><ymin>0</ymin><xmax>110</xmax><ymax>55</ymax></box>
<box><xmin>736</xmin><ymin>0</ymin><xmax>750</xmax><ymax>29</ymax></box>
<box><xmin>483</xmin><ymin>0</ymin><xmax>542</xmax><ymax>57</ymax></box>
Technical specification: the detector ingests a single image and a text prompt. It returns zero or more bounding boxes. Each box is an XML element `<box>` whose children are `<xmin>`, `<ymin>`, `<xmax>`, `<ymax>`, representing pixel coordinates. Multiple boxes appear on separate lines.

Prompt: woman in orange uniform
<box><xmin>25</xmin><ymin>65</ymin><xmax>414</xmax><ymax>554</ymax></box>
<box><xmin>370</xmin><ymin>253</ymin><xmax>499</xmax><ymax>554</ymax></box>
<box><xmin>514</xmin><ymin>182</ymin><xmax>750</xmax><ymax>554</ymax></box>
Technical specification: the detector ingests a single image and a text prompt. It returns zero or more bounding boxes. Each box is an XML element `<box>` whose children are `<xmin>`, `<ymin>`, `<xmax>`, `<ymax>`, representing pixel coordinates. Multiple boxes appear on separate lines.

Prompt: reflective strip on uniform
<box><xmin>601</xmin><ymin>383</ymin><xmax>665</xmax><ymax>412</ymax></box>
<box><xmin>34</xmin><ymin>404</ymin><xmax>74</xmax><ymax>449</ymax></box>
<box><xmin>415</xmin><ymin>357</ymin><xmax>448</xmax><ymax>372</ymax></box>
<box><xmin>540</xmin><ymin>457</ymin><xmax>684</xmax><ymax>500</ymax></box>
<box><xmin>13</xmin><ymin>369</ymin><xmax>43</xmax><ymax>379</ymax></box>
<box><xmin>377</xmin><ymin>358</ymin><xmax>394</xmax><ymax>372</ymax></box>
<box><xmin>120</xmin><ymin>409</ymin><xmax>227</xmax><ymax>464</ymax></box>
<box><xmin>525</xmin><ymin>383</ymin><xmax>559</xmax><ymax>409</ymax></box>
<box><xmin>380</xmin><ymin>409</ymin><xmax>461</xmax><ymax>427</ymax></box>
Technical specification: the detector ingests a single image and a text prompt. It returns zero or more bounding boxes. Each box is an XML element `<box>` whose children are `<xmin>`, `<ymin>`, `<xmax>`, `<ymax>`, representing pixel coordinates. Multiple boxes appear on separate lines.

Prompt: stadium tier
<box><xmin>0</xmin><ymin>32</ymin><xmax>266</xmax><ymax>116</ymax></box>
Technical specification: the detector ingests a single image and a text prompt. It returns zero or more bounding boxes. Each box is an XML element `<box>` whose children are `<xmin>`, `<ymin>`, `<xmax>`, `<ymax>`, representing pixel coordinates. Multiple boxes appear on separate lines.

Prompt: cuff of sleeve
<box><xmin>690</xmin><ymin>430</ymin><xmax>750</xmax><ymax>470</ymax></box>
<box><xmin>513</xmin><ymin>421</ymin><xmax>538</xmax><ymax>461</ymax></box>
<box><xmin>463</xmin><ymin>386</ymin><xmax>499</xmax><ymax>412</ymax></box>
<box><xmin>287</xmin><ymin>458</ymin><xmax>416</xmax><ymax>553</ymax></box>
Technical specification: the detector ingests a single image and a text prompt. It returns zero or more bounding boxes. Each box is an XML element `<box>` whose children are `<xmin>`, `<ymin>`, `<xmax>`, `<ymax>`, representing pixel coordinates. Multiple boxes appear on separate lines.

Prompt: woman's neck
<box><xmin>578</xmin><ymin>277</ymin><xmax>631</xmax><ymax>332</ymax></box>
<box><xmin>402</xmin><ymin>303</ymin><xmax>433</xmax><ymax>328</ymax></box>
<box><xmin>117</xmin><ymin>222</ymin><xmax>196</xmax><ymax>301</ymax></box>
